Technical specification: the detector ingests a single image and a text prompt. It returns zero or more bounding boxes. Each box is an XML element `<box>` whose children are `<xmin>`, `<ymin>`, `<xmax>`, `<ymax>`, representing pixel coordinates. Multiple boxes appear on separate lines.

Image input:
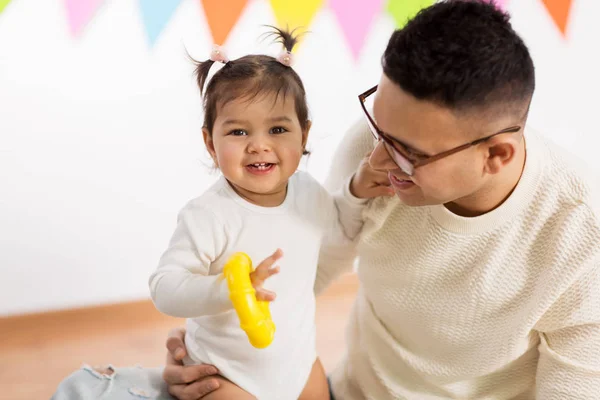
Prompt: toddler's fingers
<box><xmin>255</xmin><ymin>288</ymin><xmax>277</xmax><ymax>302</ymax></box>
<box><xmin>253</xmin><ymin>249</ymin><xmax>283</xmax><ymax>278</ymax></box>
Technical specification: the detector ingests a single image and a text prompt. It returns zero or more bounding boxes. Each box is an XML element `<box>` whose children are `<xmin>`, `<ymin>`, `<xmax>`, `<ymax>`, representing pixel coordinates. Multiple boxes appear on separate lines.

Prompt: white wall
<box><xmin>1</xmin><ymin>0</ymin><xmax>598</xmax><ymax>316</ymax></box>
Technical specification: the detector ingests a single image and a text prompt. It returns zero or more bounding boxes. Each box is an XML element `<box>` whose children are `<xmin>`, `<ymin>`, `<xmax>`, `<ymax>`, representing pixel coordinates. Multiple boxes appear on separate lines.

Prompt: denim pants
<box><xmin>52</xmin><ymin>365</ymin><xmax>337</xmax><ymax>399</ymax></box>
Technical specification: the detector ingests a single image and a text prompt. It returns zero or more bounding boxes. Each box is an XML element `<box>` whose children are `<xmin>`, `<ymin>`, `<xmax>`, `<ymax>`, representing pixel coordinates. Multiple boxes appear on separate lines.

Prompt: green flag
<box><xmin>387</xmin><ymin>0</ymin><xmax>435</xmax><ymax>28</ymax></box>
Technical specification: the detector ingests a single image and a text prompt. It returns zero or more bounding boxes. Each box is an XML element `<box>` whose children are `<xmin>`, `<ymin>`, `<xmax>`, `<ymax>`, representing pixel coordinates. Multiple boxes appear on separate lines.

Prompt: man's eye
<box><xmin>393</xmin><ymin>143</ymin><xmax>427</xmax><ymax>161</ymax></box>
<box><xmin>407</xmin><ymin>150</ymin><xmax>427</xmax><ymax>160</ymax></box>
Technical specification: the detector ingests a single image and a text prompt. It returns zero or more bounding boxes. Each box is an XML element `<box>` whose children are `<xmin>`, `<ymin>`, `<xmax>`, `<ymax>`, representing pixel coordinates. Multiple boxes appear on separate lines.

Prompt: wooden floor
<box><xmin>0</xmin><ymin>273</ymin><xmax>358</xmax><ymax>400</ymax></box>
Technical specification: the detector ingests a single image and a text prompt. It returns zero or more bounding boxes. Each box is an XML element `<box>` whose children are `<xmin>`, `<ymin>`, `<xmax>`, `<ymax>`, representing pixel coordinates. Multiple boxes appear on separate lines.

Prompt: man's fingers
<box><xmin>185</xmin><ymin>378</ymin><xmax>221</xmax><ymax>399</ymax></box>
<box><xmin>167</xmin><ymin>327</ymin><xmax>186</xmax><ymax>341</ymax></box>
<box><xmin>376</xmin><ymin>186</ymin><xmax>396</xmax><ymax>197</ymax></box>
<box><xmin>166</xmin><ymin>336</ymin><xmax>187</xmax><ymax>362</ymax></box>
<box><xmin>163</xmin><ymin>364</ymin><xmax>219</xmax><ymax>385</ymax></box>
<box><xmin>167</xmin><ymin>378</ymin><xmax>220</xmax><ymax>400</ymax></box>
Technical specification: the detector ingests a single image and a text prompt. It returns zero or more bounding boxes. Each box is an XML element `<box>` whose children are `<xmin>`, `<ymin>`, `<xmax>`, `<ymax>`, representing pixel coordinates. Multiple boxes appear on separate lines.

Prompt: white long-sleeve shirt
<box><xmin>149</xmin><ymin>171</ymin><xmax>364</xmax><ymax>400</ymax></box>
<box><xmin>318</xmin><ymin>120</ymin><xmax>600</xmax><ymax>399</ymax></box>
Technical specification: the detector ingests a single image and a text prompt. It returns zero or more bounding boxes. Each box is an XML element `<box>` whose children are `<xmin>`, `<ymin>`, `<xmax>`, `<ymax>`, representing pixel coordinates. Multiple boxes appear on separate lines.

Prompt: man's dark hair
<box><xmin>383</xmin><ymin>0</ymin><xmax>535</xmax><ymax>112</ymax></box>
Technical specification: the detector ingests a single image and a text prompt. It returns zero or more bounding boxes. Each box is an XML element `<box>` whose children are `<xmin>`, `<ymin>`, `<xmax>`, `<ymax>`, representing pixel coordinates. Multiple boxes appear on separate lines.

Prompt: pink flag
<box><xmin>64</xmin><ymin>0</ymin><xmax>105</xmax><ymax>37</ymax></box>
<box><xmin>330</xmin><ymin>0</ymin><xmax>385</xmax><ymax>60</ymax></box>
<box><xmin>490</xmin><ymin>0</ymin><xmax>509</xmax><ymax>10</ymax></box>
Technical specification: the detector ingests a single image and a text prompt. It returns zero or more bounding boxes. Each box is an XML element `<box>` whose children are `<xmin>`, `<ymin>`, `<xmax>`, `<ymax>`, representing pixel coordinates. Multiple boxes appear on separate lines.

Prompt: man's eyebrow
<box><xmin>384</xmin><ymin>131</ymin><xmax>430</xmax><ymax>155</ymax></box>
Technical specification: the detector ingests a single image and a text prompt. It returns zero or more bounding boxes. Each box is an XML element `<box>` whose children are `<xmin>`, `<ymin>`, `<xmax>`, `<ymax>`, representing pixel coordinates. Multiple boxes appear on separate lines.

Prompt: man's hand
<box><xmin>163</xmin><ymin>328</ymin><xmax>220</xmax><ymax>400</ymax></box>
<box><xmin>350</xmin><ymin>153</ymin><xmax>395</xmax><ymax>199</ymax></box>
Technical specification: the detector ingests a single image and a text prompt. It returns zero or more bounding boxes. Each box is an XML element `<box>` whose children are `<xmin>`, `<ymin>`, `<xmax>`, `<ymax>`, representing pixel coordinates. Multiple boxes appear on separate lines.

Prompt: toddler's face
<box><xmin>204</xmin><ymin>92</ymin><xmax>308</xmax><ymax>206</ymax></box>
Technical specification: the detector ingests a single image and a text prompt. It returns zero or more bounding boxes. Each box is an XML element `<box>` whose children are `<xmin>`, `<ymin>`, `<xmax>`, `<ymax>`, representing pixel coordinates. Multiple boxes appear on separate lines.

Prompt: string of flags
<box><xmin>0</xmin><ymin>0</ymin><xmax>578</xmax><ymax>56</ymax></box>
<box><xmin>0</xmin><ymin>0</ymin><xmax>12</xmax><ymax>14</ymax></box>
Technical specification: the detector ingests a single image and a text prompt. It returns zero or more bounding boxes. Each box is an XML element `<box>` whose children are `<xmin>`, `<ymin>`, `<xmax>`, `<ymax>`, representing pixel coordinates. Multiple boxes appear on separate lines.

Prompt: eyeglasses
<box><xmin>358</xmin><ymin>85</ymin><xmax>522</xmax><ymax>176</ymax></box>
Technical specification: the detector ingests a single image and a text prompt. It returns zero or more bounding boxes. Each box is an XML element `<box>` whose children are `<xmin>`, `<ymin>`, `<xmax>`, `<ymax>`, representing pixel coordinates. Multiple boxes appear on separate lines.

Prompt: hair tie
<box><xmin>210</xmin><ymin>44</ymin><xmax>229</xmax><ymax>64</ymax></box>
<box><xmin>203</xmin><ymin>45</ymin><xmax>229</xmax><ymax>96</ymax></box>
<box><xmin>277</xmin><ymin>50</ymin><xmax>294</xmax><ymax>67</ymax></box>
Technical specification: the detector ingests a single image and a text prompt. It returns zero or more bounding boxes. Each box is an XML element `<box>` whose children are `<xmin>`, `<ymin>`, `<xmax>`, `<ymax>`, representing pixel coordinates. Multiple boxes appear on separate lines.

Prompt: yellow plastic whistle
<box><xmin>222</xmin><ymin>252</ymin><xmax>275</xmax><ymax>349</ymax></box>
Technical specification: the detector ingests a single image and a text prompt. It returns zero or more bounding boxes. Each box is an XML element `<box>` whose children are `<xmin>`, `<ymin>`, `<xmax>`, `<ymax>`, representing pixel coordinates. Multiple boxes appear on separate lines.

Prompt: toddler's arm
<box><xmin>315</xmin><ymin>119</ymin><xmax>393</xmax><ymax>295</ymax></box>
<box><xmin>149</xmin><ymin>207</ymin><xmax>231</xmax><ymax>318</ymax></box>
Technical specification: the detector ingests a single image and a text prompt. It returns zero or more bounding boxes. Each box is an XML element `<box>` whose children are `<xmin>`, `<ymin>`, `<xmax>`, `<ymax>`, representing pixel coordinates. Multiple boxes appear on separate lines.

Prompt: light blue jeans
<box><xmin>51</xmin><ymin>365</ymin><xmax>173</xmax><ymax>400</ymax></box>
<box><xmin>52</xmin><ymin>365</ymin><xmax>337</xmax><ymax>399</ymax></box>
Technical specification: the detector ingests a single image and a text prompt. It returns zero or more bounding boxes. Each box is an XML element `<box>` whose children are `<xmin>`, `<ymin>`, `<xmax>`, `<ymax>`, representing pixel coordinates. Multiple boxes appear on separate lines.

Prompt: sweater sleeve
<box><xmin>534</xmin><ymin>262</ymin><xmax>600</xmax><ymax>399</ymax></box>
<box><xmin>315</xmin><ymin>119</ymin><xmax>374</xmax><ymax>295</ymax></box>
<box><xmin>324</xmin><ymin>118</ymin><xmax>375</xmax><ymax>193</ymax></box>
<box><xmin>148</xmin><ymin>207</ymin><xmax>231</xmax><ymax>318</ymax></box>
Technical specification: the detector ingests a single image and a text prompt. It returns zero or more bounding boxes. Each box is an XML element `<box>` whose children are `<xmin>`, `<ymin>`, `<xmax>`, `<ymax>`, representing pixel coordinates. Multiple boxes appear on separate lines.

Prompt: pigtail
<box><xmin>184</xmin><ymin>46</ymin><xmax>216</xmax><ymax>96</ymax></box>
<box><xmin>195</xmin><ymin>59</ymin><xmax>216</xmax><ymax>96</ymax></box>
<box><xmin>262</xmin><ymin>25</ymin><xmax>304</xmax><ymax>54</ymax></box>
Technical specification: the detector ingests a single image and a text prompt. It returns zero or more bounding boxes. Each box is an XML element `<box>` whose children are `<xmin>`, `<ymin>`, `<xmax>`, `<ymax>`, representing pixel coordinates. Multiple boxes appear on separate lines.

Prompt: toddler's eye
<box><xmin>229</xmin><ymin>129</ymin><xmax>247</xmax><ymax>136</ymax></box>
<box><xmin>270</xmin><ymin>127</ymin><xmax>287</xmax><ymax>134</ymax></box>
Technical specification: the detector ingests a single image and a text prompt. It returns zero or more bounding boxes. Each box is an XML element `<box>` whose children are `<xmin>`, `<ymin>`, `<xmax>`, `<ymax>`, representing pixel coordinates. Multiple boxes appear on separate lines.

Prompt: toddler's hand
<box><xmin>249</xmin><ymin>249</ymin><xmax>282</xmax><ymax>302</ymax></box>
<box><xmin>350</xmin><ymin>153</ymin><xmax>395</xmax><ymax>199</ymax></box>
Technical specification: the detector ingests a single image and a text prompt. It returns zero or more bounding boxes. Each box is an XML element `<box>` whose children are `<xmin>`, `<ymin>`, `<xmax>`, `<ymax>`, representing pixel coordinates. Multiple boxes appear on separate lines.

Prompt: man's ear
<box><xmin>483</xmin><ymin>135</ymin><xmax>519</xmax><ymax>175</ymax></box>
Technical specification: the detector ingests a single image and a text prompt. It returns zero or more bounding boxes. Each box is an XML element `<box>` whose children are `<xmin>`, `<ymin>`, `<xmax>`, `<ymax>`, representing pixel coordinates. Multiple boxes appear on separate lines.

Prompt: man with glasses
<box><xmin>54</xmin><ymin>1</ymin><xmax>599</xmax><ymax>399</ymax></box>
<box><xmin>316</xmin><ymin>2</ymin><xmax>600</xmax><ymax>399</ymax></box>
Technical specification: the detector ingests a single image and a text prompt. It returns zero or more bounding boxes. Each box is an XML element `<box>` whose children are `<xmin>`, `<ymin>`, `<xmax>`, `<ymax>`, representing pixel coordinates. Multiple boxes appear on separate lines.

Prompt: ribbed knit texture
<box><xmin>318</xmin><ymin>120</ymin><xmax>600</xmax><ymax>399</ymax></box>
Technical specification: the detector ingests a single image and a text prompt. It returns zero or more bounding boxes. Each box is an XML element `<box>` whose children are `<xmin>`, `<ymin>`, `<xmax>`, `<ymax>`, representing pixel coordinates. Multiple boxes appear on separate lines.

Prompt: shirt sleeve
<box><xmin>148</xmin><ymin>206</ymin><xmax>232</xmax><ymax>318</ymax></box>
<box><xmin>335</xmin><ymin>176</ymin><xmax>369</xmax><ymax>239</ymax></box>
<box><xmin>315</xmin><ymin>119</ymin><xmax>374</xmax><ymax>295</ymax></box>
<box><xmin>534</xmin><ymin>262</ymin><xmax>600</xmax><ymax>399</ymax></box>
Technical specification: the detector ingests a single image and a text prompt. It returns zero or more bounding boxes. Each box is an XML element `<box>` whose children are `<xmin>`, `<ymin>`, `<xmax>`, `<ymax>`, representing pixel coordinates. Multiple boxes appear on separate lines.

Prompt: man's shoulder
<box><xmin>532</xmin><ymin>130</ymin><xmax>600</xmax><ymax>219</ymax></box>
<box><xmin>527</xmin><ymin>131</ymin><xmax>600</xmax><ymax>269</ymax></box>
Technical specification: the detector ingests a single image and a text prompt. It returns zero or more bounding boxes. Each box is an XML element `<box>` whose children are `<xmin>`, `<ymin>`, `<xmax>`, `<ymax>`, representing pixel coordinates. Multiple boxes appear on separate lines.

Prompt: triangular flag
<box><xmin>489</xmin><ymin>0</ymin><xmax>509</xmax><ymax>9</ymax></box>
<box><xmin>541</xmin><ymin>0</ymin><xmax>574</xmax><ymax>36</ymax></box>
<box><xmin>330</xmin><ymin>0</ymin><xmax>385</xmax><ymax>60</ymax></box>
<box><xmin>139</xmin><ymin>0</ymin><xmax>183</xmax><ymax>46</ymax></box>
<box><xmin>64</xmin><ymin>0</ymin><xmax>105</xmax><ymax>37</ymax></box>
<box><xmin>0</xmin><ymin>0</ymin><xmax>12</xmax><ymax>14</ymax></box>
<box><xmin>201</xmin><ymin>0</ymin><xmax>248</xmax><ymax>45</ymax></box>
<box><xmin>269</xmin><ymin>0</ymin><xmax>323</xmax><ymax>38</ymax></box>
<box><xmin>386</xmin><ymin>0</ymin><xmax>434</xmax><ymax>29</ymax></box>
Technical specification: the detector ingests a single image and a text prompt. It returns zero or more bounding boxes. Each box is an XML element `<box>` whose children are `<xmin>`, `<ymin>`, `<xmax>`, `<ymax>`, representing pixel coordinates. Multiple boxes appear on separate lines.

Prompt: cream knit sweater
<box><xmin>316</xmin><ymin>120</ymin><xmax>600</xmax><ymax>399</ymax></box>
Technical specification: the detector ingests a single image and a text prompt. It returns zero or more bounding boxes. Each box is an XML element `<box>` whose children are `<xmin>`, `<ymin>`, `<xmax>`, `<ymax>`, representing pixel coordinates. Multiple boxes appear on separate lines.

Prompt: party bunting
<box><xmin>0</xmin><ymin>0</ymin><xmax>12</xmax><ymax>14</ymax></box>
<box><xmin>541</xmin><ymin>0</ymin><xmax>574</xmax><ymax>36</ymax></box>
<box><xmin>64</xmin><ymin>0</ymin><xmax>105</xmax><ymax>37</ymax></box>
<box><xmin>201</xmin><ymin>0</ymin><xmax>248</xmax><ymax>45</ymax></box>
<box><xmin>269</xmin><ymin>0</ymin><xmax>323</xmax><ymax>43</ymax></box>
<box><xmin>490</xmin><ymin>0</ymin><xmax>509</xmax><ymax>9</ymax></box>
<box><xmin>138</xmin><ymin>0</ymin><xmax>182</xmax><ymax>46</ymax></box>
<box><xmin>330</xmin><ymin>0</ymin><xmax>385</xmax><ymax>60</ymax></box>
<box><xmin>386</xmin><ymin>0</ymin><xmax>435</xmax><ymax>28</ymax></box>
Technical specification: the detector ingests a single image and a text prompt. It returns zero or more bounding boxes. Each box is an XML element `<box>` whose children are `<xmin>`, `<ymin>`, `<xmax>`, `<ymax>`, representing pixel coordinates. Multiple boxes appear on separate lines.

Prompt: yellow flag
<box><xmin>269</xmin><ymin>0</ymin><xmax>324</xmax><ymax>40</ymax></box>
<box><xmin>0</xmin><ymin>0</ymin><xmax>12</xmax><ymax>14</ymax></box>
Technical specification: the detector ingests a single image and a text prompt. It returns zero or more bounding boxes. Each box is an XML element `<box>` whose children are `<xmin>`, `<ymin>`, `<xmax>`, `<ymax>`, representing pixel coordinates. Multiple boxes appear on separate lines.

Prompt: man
<box><xmin>54</xmin><ymin>1</ymin><xmax>600</xmax><ymax>399</ymax></box>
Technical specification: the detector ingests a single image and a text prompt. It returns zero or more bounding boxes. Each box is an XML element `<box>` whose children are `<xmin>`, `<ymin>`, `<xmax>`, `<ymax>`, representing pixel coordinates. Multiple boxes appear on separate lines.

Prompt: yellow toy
<box><xmin>223</xmin><ymin>252</ymin><xmax>275</xmax><ymax>348</ymax></box>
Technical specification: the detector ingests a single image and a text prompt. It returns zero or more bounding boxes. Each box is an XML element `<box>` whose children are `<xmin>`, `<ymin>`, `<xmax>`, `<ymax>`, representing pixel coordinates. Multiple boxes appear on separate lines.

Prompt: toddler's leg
<box><xmin>298</xmin><ymin>358</ymin><xmax>330</xmax><ymax>400</ymax></box>
<box><xmin>202</xmin><ymin>376</ymin><xmax>257</xmax><ymax>400</ymax></box>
